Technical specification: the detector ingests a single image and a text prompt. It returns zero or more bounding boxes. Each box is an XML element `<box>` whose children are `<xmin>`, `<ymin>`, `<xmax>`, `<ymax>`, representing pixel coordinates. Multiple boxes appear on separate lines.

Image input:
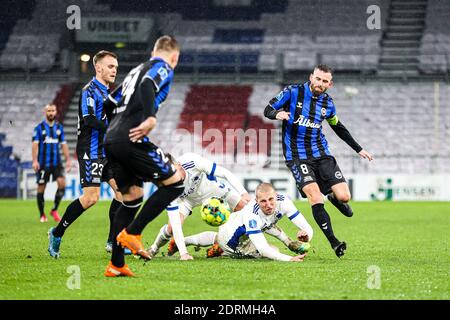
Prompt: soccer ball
<box><xmin>200</xmin><ymin>197</ymin><xmax>231</xmax><ymax>227</ymax></box>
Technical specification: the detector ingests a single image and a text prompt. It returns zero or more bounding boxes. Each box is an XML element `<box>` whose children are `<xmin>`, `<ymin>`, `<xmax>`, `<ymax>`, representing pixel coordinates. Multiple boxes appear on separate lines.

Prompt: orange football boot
<box><xmin>206</xmin><ymin>243</ymin><xmax>224</xmax><ymax>258</ymax></box>
<box><xmin>104</xmin><ymin>261</ymin><xmax>135</xmax><ymax>277</ymax></box>
<box><xmin>116</xmin><ymin>228</ymin><xmax>151</xmax><ymax>260</ymax></box>
<box><xmin>167</xmin><ymin>238</ymin><xmax>178</xmax><ymax>256</ymax></box>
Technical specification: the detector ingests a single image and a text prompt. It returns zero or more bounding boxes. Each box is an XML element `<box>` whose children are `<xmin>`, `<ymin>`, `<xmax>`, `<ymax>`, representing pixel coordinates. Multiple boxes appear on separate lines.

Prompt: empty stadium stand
<box><xmin>0</xmin><ymin>82</ymin><xmax>71</xmax><ymax>163</ymax></box>
<box><xmin>0</xmin><ymin>0</ymin><xmax>110</xmax><ymax>71</ymax></box>
<box><xmin>162</xmin><ymin>82</ymin><xmax>449</xmax><ymax>174</ymax></box>
<box><xmin>0</xmin><ymin>133</ymin><xmax>19</xmax><ymax>197</ymax></box>
<box><xmin>420</xmin><ymin>0</ymin><xmax>450</xmax><ymax>74</ymax></box>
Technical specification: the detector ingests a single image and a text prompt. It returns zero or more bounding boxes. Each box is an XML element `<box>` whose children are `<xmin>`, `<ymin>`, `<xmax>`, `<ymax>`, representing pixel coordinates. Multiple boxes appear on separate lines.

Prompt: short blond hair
<box><xmin>93</xmin><ymin>50</ymin><xmax>117</xmax><ymax>66</ymax></box>
<box><xmin>255</xmin><ymin>182</ymin><xmax>275</xmax><ymax>196</ymax></box>
<box><xmin>154</xmin><ymin>35</ymin><xmax>180</xmax><ymax>52</ymax></box>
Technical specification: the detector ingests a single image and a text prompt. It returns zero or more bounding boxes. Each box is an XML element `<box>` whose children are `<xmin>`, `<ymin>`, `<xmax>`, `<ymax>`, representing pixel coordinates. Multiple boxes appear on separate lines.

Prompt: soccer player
<box><xmin>146</xmin><ymin>152</ymin><xmax>251</xmax><ymax>260</ymax></box>
<box><xmin>47</xmin><ymin>50</ymin><xmax>123</xmax><ymax>258</ymax></box>
<box><xmin>172</xmin><ymin>183</ymin><xmax>312</xmax><ymax>262</ymax></box>
<box><xmin>263</xmin><ymin>64</ymin><xmax>373</xmax><ymax>257</ymax></box>
<box><xmin>32</xmin><ymin>103</ymin><xmax>71</xmax><ymax>222</ymax></box>
<box><xmin>102</xmin><ymin>35</ymin><xmax>185</xmax><ymax>277</ymax></box>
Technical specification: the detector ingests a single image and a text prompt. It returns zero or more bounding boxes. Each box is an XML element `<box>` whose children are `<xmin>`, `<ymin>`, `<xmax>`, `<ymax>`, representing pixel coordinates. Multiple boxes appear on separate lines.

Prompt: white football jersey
<box><xmin>177</xmin><ymin>152</ymin><xmax>221</xmax><ymax>201</ymax></box>
<box><xmin>167</xmin><ymin>153</ymin><xmax>246</xmax><ymax>215</ymax></box>
<box><xmin>218</xmin><ymin>193</ymin><xmax>302</xmax><ymax>252</ymax></box>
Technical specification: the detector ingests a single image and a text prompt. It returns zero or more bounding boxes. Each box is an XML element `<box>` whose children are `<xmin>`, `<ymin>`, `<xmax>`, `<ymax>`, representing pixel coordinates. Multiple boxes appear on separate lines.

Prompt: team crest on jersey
<box><xmin>249</xmin><ymin>219</ymin><xmax>257</xmax><ymax>228</ymax></box>
<box><xmin>335</xmin><ymin>171</ymin><xmax>343</xmax><ymax>179</ymax></box>
<box><xmin>157</xmin><ymin>66</ymin><xmax>169</xmax><ymax>81</ymax></box>
<box><xmin>56</xmin><ymin>129</ymin><xmax>61</xmax><ymax>136</ymax></box>
<box><xmin>321</xmin><ymin>107</ymin><xmax>327</xmax><ymax>117</ymax></box>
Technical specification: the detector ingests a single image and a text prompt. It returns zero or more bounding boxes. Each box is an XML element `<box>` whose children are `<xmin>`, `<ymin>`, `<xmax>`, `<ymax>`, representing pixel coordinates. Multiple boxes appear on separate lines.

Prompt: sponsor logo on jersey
<box><xmin>304</xmin><ymin>176</ymin><xmax>313</xmax><ymax>182</ymax></box>
<box><xmin>44</xmin><ymin>137</ymin><xmax>59</xmax><ymax>144</ymax></box>
<box><xmin>293</xmin><ymin>115</ymin><xmax>321</xmax><ymax>129</ymax></box>
<box><xmin>297</xmin><ymin>102</ymin><xmax>302</xmax><ymax>109</ymax></box>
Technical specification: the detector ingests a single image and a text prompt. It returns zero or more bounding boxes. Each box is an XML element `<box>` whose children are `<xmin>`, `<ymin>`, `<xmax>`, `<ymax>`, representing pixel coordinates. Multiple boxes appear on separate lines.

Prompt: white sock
<box><xmin>151</xmin><ymin>225</ymin><xmax>172</xmax><ymax>251</ymax></box>
<box><xmin>184</xmin><ymin>231</ymin><xmax>217</xmax><ymax>247</ymax></box>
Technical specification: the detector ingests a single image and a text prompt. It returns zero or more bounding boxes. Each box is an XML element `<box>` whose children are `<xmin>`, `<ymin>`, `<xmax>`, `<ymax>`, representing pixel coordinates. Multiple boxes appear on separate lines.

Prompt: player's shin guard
<box><xmin>151</xmin><ymin>224</ymin><xmax>172</xmax><ymax>251</ymax></box>
<box><xmin>108</xmin><ymin>198</ymin><xmax>122</xmax><ymax>243</ymax></box>
<box><xmin>37</xmin><ymin>192</ymin><xmax>45</xmax><ymax>216</ymax></box>
<box><xmin>111</xmin><ymin>198</ymin><xmax>142</xmax><ymax>268</ymax></box>
<box><xmin>311</xmin><ymin>203</ymin><xmax>340</xmax><ymax>248</ymax></box>
<box><xmin>126</xmin><ymin>180</ymin><xmax>184</xmax><ymax>235</ymax></box>
<box><xmin>52</xmin><ymin>188</ymin><xmax>65</xmax><ymax>211</ymax></box>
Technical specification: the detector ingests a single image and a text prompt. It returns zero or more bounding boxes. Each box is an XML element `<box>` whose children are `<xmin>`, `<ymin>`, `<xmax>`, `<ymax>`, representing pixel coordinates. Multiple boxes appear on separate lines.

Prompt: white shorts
<box><xmin>178</xmin><ymin>180</ymin><xmax>241</xmax><ymax>218</ymax></box>
<box><xmin>217</xmin><ymin>227</ymin><xmax>260</xmax><ymax>259</ymax></box>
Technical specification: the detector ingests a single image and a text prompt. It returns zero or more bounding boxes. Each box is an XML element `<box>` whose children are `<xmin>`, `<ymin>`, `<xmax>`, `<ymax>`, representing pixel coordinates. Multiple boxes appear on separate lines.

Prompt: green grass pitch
<box><xmin>0</xmin><ymin>200</ymin><xmax>448</xmax><ymax>300</ymax></box>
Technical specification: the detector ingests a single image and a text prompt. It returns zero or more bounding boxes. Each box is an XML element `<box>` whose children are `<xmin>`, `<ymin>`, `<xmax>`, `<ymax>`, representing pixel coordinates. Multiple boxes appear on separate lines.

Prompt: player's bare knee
<box><xmin>335</xmin><ymin>192</ymin><xmax>351</xmax><ymax>203</ymax></box>
<box><xmin>304</xmin><ymin>189</ymin><xmax>323</xmax><ymax>205</ymax></box>
<box><xmin>80</xmin><ymin>189</ymin><xmax>100</xmax><ymax>208</ymax></box>
<box><xmin>86</xmin><ymin>194</ymin><xmax>100</xmax><ymax>207</ymax></box>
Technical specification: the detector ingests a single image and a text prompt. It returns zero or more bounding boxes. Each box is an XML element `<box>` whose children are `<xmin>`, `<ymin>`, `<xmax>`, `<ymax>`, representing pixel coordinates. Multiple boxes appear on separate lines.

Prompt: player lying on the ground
<box><xmin>168</xmin><ymin>182</ymin><xmax>313</xmax><ymax>261</ymax></box>
<box><xmin>146</xmin><ymin>152</ymin><xmax>251</xmax><ymax>260</ymax></box>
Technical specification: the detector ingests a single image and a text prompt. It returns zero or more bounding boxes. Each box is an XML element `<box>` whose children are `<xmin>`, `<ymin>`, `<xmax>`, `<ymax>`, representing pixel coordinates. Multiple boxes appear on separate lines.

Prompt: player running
<box><xmin>47</xmin><ymin>50</ymin><xmax>123</xmax><ymax>258</ymax></box>
<box><xmin>32</xmin><ymin>103</ymin><xmax>71</xmax><ymax>222</ymax></box>
<box><xmin>103</xmin><ymin>35</ymin><xmax>185</xmax><ymax>277</ymax></box>
<box><xmin>264</xmin><ymin>64</ymin><xmax>373</xmax><ymax>257</ymax></box>
<box><xmin>146</xmin><ymin>152</ymin><xmax>251</xmax><ymax>260</ymax></box>
<box><xmin>170</xmin><ymin>183</ymin><xmax>313</xmax><ymax>262</ymax></box>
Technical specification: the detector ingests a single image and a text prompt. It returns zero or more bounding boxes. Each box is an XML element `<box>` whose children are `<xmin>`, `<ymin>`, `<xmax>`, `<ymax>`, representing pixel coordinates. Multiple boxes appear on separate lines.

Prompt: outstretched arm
<box><xmin>249</xmin><ymin>232</ymin><xmax>306</xmax><ymax>262</ymax></box>
<box><xmin>264</xmin><ymin>105</ymin><xmax>290</xmax><ymax>121</ymax></box>
<box><xmin>166</xmin><ymin>204</ymin><xmax>192</xmax><ymax>260</ymax></box>
<box><xmin>214</xmin><ymin>165</ymin><xmax>248</xmax><ymax>196</ymax></box>
<box><xmin>327</xmin><ymin>116</ymin><xmax>373</xmax><ymax>161</ymax></box>
<box><xmin>264</xmin><ymin>225</ymin><xmax>292</xmax><ymax>247</ymax></box>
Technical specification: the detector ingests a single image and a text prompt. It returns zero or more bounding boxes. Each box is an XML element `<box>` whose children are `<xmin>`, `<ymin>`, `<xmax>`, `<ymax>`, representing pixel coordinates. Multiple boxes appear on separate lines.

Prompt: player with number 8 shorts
<box><xmin>264</xmin><ymin>64</ymin><xmax>373</xmax><ymax>257</ymax></box>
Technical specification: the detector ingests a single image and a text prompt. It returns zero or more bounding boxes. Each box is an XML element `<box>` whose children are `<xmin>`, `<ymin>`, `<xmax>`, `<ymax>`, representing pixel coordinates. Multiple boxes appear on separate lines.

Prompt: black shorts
<box><xmin>78</xmin><ymin>157</ymin><xmax>114</xmax><ymax>187</ymax></box>
<box><xmin>104</xmin><ymin>141</ymin><xmax>176</xmax><ymax>193</ymax></box>
<box><xmin>36</xmin><ymin>166</ymin><xmax>64</xmax><ymax>184</ymax></box>
<box><xmin>286</xmin><ymin>156</ymin><xmax>346</xmax><ymax>198</ymax></box>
